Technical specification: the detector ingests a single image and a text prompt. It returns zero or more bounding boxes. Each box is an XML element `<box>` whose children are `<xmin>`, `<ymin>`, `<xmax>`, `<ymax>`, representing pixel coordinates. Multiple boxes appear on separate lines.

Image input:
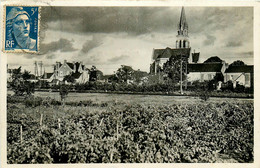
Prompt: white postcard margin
<box><xmin>0</xmin><ymin>1</ymin><xmax>259</xmax><ymax>168</ymax></box>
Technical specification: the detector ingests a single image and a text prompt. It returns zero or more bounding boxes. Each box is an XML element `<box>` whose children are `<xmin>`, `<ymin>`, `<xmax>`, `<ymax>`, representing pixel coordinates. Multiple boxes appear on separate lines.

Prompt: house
<box><xmin>224</xmin><ymin>65</ymin><xmax>253</xmax><ymax>88</ymax></box>
<box><xmin>187</xmin><ymin>62</ymin><xmax>225</xmax><ymax>83</ymax></box>
<box><xmin>46</xmin><ymin>60</ymin><xmax>90</xmax><ymax>84</ymax></box>
<box><xmin>41</xmin><ymin>72</ymin><xmax>54</xmax><ymax>83</ymax></box>
<box><xmin>71</xmin><ymin>70</ymin><xmax>90</xmax><ymax>84</ymax></box>
<box><xmin>56</xmin><ymin>60</ymin><xmax>89</xmax><ymax>83</ymax></box>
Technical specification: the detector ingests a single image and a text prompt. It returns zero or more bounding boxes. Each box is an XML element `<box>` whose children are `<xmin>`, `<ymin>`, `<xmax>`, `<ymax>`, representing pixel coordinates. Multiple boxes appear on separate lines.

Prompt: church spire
<box><xmin>178</xmin><ymin>6</ymin><xmax>188</xmax><ymax>37</ymax></box>
<box><xmin>176</xmin><ymin>7</ymin><xmax>190</xmax><ymax>49</ymax></box>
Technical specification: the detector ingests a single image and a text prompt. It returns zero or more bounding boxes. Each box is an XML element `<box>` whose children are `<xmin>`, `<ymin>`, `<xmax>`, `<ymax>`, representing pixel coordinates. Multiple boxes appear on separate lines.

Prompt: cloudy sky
<box><xmin>7</xmin><ymin>6</ymin><xmax>253</xmax><ymax>74</ymax></box>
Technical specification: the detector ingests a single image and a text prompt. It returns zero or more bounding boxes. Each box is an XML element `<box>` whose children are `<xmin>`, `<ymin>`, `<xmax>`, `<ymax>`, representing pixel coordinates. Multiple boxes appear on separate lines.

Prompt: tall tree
<box><xmin>9</xmin><ymin>67</ymin><xmax>35</xmax><ymax>96</ymax></box>
<box><xmin>89</xmin><ymin>66</ymin><xmax>103</xmax><ymax>81</ymax></box>
<box><xmin>116</xmin><ymin>65</ymin><xmax>134</xmax><ymax>83</ymax></box>
<box><xmin>163</xmin><ymin>55</ymin><xmax>187</xmax><ymax>84</ymax></box>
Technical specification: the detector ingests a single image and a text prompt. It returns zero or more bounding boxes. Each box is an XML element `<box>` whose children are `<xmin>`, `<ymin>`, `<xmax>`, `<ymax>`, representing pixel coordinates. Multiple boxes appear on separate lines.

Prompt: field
<box><xmin>7</xmin><ymin>92</ymin><xmax>254</xmax><ymax>163</ymax></box>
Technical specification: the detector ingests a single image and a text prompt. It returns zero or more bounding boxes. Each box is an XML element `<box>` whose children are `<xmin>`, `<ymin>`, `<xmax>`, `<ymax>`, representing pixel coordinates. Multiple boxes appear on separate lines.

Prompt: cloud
<box><xmin>238</xmin><ymin>51</ymin><xmax>253</xmax><ymax>58</ymax></box>
<box><xmin>41</xmin><ymin>7</ymin><xmax>180</xmax><ymax>34</ymax></box>
<box><xmin>226</xmin><ymin>41</ymin><xmax>243</xmax><ymax>47</ymax></box>
<box><xmin>40</xmin><ymin>38</ymin><xmax>77</xmax><ymax>54</ymax></box>
<box><xmin>45</xmin><ymin>53</ymin><xmax>57</xmax><ymax>59</ymax></box>
<box><xmin>108</xmin><ymin>55</ymin><xmax>129</xmax><ymax>63</ymax></box>
<box><xmin>10</xmin><ymin>7</ymin><xmax>253</xmax><ymax>74</ymax></box>
<box><xmin>80</xmin><ymin>35</ymin><xmax>103</xmax><ymax>54</ymax></box>
<box><xmin>203</xmin><ymin>34</ymin><xmax>216</xmax><ymax>46</ymax></box>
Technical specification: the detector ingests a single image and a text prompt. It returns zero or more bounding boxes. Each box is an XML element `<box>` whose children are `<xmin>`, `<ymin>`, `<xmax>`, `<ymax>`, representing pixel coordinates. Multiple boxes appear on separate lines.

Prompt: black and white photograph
<box><xmin>1</xmin><ymin>1</ymin><xmax>258</xmax><ymax>167</ymax></box>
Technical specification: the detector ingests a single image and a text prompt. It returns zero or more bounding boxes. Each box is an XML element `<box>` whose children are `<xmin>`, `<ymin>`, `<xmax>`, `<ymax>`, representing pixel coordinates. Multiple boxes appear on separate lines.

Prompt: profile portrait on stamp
<box><xmin>4</xmin><ymin>6</ymin><xmax>39</xmax><ymax>52</ymax></box>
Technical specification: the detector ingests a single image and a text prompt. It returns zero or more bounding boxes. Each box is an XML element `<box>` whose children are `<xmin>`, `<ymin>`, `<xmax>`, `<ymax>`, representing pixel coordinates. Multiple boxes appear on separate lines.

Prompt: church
<box><xmin>150</xmin><ymin>7</ymin><xmax>196</xmax><ymax>74</ymax></box>
<box><xmin>150</xmin><ymin>7</ymin><xmax>228</xmax><ymax>85</ymax></box>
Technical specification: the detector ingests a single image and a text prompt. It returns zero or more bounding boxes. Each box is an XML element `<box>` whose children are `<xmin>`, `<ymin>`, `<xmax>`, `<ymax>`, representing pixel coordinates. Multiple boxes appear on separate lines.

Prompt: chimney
<box><xmin>73</xmin><ymin>61</ymin><xmax>76</xmax><ymax>72</ymax></box>
<box><xmin>64</xmin><ymin>60</ymin><xmax>67</xmax><ymax>64</ymax></box>
<box><xmin>39</xmin><ymin>61</ymin><xmax>43</xmax><ymax>76</ymax></box>
<box><xmin>192</xmin><ymin>52</ymin><xmax>200</xmax><ymax>63</ymax></box>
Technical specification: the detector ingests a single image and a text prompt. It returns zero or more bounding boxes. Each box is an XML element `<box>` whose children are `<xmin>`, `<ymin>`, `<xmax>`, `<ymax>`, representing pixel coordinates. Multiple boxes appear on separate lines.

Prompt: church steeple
<box><xmin>178</xmin><ymin>6</ymin><xmax>188</xmax><ymax>36</ymax></box>
<box><xmin>176</xmin><ymin>7</ymin><xmax>190</xmax><ymax>48</ymax></box>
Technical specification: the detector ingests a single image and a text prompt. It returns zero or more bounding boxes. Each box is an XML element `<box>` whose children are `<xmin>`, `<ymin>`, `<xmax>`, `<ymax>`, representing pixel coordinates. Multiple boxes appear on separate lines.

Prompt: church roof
<box><xmin>188</xmin><ymin>63</ymin><xmax>223</xmax><ymax>73</ymax></box>
<box><xmin>225</xmin><ymin>65</ymin><xmax>253</xmax><ymax>73</ymax></box>
<box><xmin>153</xmin><ymin>47</ymin><xmax>191</xmax><ymax>60</ymax></box>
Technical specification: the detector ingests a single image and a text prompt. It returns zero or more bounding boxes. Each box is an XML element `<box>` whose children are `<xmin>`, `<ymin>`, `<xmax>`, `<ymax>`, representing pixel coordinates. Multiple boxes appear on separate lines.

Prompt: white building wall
<box><xmin>75</xmin><ymin>71</ymin><xmax>90</xmax><ymax>84</ymax></box>
<box><xmin>158</xmin><ymin>58</ymin><xmax>169</xmax><ymax>67</ymax></box>
<box><xmin>187</xmin><ymin>72</ymin><xmax>216</xmax><ymax>82</ymax></box>
<box><xmin>224</xmin><ymin>73</ymin><xmax>251</xmax><ymax>87</ymax></box>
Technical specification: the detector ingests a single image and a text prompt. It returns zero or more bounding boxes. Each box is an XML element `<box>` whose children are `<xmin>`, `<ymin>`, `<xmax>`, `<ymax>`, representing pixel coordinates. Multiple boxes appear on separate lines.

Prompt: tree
<box><xmin>63</xmin><ymin>74</ymin><xmax>76</xmax><ymax>83</ymax></box>
<box><xmin>22</xmin><ymin>70</ymin><xmax>32</xmax><ymax>81</ymax></box>
<box><xmin>116</xmin><ymin>65</ymin><xmax>134</xmax><ymax>83</ymax></box>
<box><xmin>59</xmin><ymin>84</ymin><xmax>69</xmax><ymax>104</ymax></box>
<box><xmin>9</xmin><ymin>67</ymin><xmax>35</xmax><ymax>96</ymax></box>
<box><xmin>163</xmin><ymin>55</ymin><xmax>187</xmax><ymax>84</ymax></box>
<box><xmin>229</xmin><ymin>60</ymin><xmax>245</xmax><ymax>66</ymax></box>
<box><xmin>89</xmin><ymin>66</ymin><xmax>103</xmax><ymax>81</ymax></box>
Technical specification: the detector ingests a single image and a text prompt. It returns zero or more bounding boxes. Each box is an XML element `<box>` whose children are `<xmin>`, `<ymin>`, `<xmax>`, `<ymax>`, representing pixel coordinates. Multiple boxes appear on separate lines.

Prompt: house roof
<box><xmin>225</xmin><ymin>65</ymin><xmax>253</xmax><ymax>73</ymax></box>
<box><xmin>153</xmin><ymin>47</ymin><xmax>191</xmax><ymax>60</ymax></box>
<box><xmin>71</xmin><ymin>72</ymin><xmax>82</xmax><ymax>79</ymax></box>
<box><xmin>188</xmin><ymin>63</ymin><xmax>223</xmax><ymax>73</ymax></box>
<box><xmin>204</xmin><ymin>56</ymin><xmax>223</xmax><ymax>63</ymax></box>
<box><xmin>66</xmin><ymin>62</ymin><xmax>74</xmax><ymax>70</ymax></box>
<box><xmin>42</xmin><ymin>73</ymin><xmax>53</xmax><ymax>79</ymax></box>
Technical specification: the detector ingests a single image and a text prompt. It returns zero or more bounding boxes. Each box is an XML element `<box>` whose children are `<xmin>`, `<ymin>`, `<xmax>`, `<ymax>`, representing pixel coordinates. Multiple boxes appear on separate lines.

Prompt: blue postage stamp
<box><xmin>4</xmin><ymin>6</ymin><xmax>40</xmax><ymax>52</ymax></box>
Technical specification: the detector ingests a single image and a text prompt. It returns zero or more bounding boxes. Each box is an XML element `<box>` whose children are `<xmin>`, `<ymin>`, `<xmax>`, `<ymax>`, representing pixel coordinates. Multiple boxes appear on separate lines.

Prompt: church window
<box><xmin>183</xmin><ymin>40</ymin><xmax>186</xmax><ymax>48</ymax></box>
<box><xmin>186</xmin><ymin>41</ymin><xmax>189</xmax><ymax>48</ymax></box>
<box><xmin>179</xmin><ymin>40</ymin><xmax>182</xmax><ymax>48</ymax></box>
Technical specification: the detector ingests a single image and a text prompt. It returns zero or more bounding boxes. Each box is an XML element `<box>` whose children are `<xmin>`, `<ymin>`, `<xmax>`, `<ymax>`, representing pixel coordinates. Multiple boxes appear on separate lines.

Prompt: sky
<box><xmin>7</xmin><ymin>6</ymin><xmax>253</xmax><ymax>75</ymax></box>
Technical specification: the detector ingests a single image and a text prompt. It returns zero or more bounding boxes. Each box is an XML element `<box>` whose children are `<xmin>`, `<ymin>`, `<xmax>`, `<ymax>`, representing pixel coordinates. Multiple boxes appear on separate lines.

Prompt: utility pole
<box><xmin>180</xmin><ymin>55</ymin><xmax>183</xmax><ymax>94</ymax></box>
<box><xmin>185</xmin><ymin>57</ymin><xmax>187</xmax><ymax>90</ymax></box>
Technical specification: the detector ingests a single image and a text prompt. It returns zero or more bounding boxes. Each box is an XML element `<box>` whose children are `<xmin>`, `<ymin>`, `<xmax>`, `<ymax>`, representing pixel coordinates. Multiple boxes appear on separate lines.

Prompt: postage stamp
<box><xmin>3</xmin><ymin>6</ymin><xmax>40</xmax><ymax>53</ymax></box>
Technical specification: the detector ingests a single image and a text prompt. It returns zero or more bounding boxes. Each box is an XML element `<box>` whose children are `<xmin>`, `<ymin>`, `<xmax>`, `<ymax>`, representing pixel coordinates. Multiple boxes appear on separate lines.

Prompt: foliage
<box><xmin>229</xmin><ymin>60</ymin><xmax>245</xmax><ymax>66</ymax></box>
<box><xmin>63</xmin><ymin>74</ymin><xmax>76</xmax><ymax>83</ymax></box>
<box><xmin>9</xmin><ymin>67</ymin><xmax>35</xmax><ymax>96</ymax></box>
<box><xmin>7</xmin><ymin>99</ymin><xmax>253</xmax><ymax>163</ymax></box>
<box><xmin>89</xmin><ymin>66</ymin><xmax>103</xmax><ymax>81</ymax></box>
<box><xmin>116</xmin><ymin>65</ymin><xmax>134</xmax><ymax>83</ymax></box>
<box><xmin>59</xmin><ymin>85</ymin><xmax>69</xmax><ymax>102</ymax></box>
<box><xmin>163</xmin><ymin>55</ymin><xmax>187</xmax><ymax>84</ymax></box>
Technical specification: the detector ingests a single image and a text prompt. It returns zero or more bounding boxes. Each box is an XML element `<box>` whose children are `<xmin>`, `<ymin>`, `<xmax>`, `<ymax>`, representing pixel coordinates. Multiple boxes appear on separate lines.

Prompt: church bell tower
<box><xmin>176</xmin><ymin>7</ymin><xmax>190</xmax><ymax>48</ymax></box>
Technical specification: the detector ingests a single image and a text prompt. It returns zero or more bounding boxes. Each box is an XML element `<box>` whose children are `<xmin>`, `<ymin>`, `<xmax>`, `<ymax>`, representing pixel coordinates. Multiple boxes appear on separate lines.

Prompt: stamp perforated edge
<box><xmin>2</xmin><ymin>5</ymin><xmax>41</xmax><ymax>54</ymax></box>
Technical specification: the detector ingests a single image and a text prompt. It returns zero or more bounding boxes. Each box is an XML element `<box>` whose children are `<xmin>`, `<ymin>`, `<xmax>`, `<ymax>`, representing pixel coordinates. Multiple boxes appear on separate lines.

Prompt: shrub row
<box><xmin>7</xmin><ymin>95</ymin><xmax>108</xmax><ymax>108</ymax></box>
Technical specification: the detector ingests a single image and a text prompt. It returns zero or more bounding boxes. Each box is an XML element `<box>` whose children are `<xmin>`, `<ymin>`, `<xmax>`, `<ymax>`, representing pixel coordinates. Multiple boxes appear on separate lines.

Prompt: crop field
<box><xmin>7</xmin><ymin>93</ymin><xmax>253</xmax><ymax>163</ymax></box>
